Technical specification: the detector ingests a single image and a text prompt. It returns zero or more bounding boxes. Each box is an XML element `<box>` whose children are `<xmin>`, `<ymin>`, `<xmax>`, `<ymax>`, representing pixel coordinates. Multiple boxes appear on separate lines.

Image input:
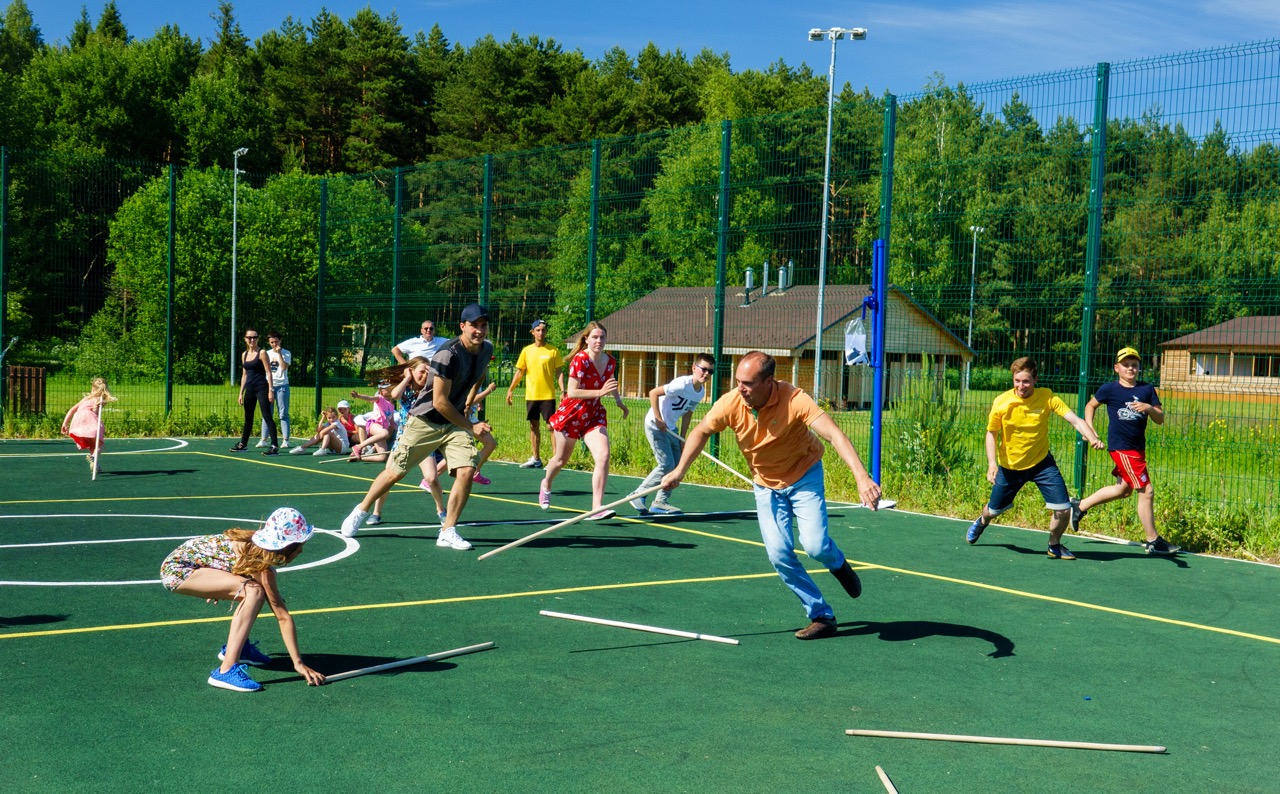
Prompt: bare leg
<box><xmin>419</xmin><ymin>458</ymin><xmax>445</xmax><ymax>514</ymax></box>
<box><xmin>358</xmin><ymin>468</ymin><xmax>408</xmax><ymax>513</ymax></box>
<box><xmin>475</xmin><ymin>432</ymin><xmax>497</xmax><ymax>474</ymax></box>
<box><xmin>1048</xmin><ymin>508</ymin><xmax>1070</xmax><ymax>545</ymax></box>
<box><xmin>1080</xmin><ymin>479</ymin><xmax>1132</xmax><ymax>513</ymax></box>
<box><xmin>528</xmin><ymin>419</ymin><xmax>541</xmax><ymax>461</ymax></box>
<box><xmin>582</xmin><ymin>427</ymin><xmax>611</xmax><ymax>510</ymax></box>
<box><xmin>174</xmin><ymin>568</ymin><xmax>266</xmax><ymax>674</ymax></box>
<box><xmin>444</xmin><ymin>466</ymin><xmax>476</xmax><ymax>527</ymax></box>
<box><xmin>541</xmin><ymin>430</ymin><xmax>574</xmax><ymax>493</ymax></box>
<box><xmin>1136</xmin><ymin>483</ymin><xmax>1158</xmax><ymax>541</ymax></box>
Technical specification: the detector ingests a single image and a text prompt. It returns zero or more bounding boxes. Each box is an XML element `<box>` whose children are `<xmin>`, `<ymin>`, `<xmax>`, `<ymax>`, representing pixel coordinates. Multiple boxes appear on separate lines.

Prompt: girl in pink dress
<box><xmin>61</xmin><ymin>377</ymin><xmax>116</xmax><ymax>474</ymax></box>
<box><xmin>540</xmin><ymin>322</ymin><xmax>629</xmax><ymax>519</ymax></box>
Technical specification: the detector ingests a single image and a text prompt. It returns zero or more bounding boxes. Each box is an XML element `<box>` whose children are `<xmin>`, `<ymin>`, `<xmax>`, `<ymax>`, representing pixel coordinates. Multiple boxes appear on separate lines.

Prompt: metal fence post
<box><xmin>0</xmin><ymin>146</ymin><xmax>8</xmax><ymax>427</ymax></box>
<box><xmin>586</xmin><ymin>142</ymin><xmax>601</xmax><ymax>323</ymax></box>
<box><xmin>480</xmin><ymin>155</ymin><xmax>493</xmax><ymax>309</ymax></box>
<box><xmin>392</xmin><ymin>166</ymin><xmax>403</xmax><ymax>341</ymax></box>
<box><xmin>315</xmin><ymin>179</ymin><xmax>328</xmax><ymax>418</ymax></box>
<box><xmin>1075</xmin><ymin>63</ymin><xmax>1110</xmax><ymax>493</ymax></box>
<box><xmin>711</xmin><ymin>120</ymin><xmax>732</xmax><ymax>459</ymax></box>
<box><xmin>165</xmin><ymin>164</ymin><xmax>176</xmax><ymax>416</ymax></box>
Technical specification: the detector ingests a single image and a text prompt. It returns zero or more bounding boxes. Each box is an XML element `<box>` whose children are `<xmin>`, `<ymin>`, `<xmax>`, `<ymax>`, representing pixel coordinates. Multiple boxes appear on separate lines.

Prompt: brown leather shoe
<box><xmin>794</xmin><ymin>617</ymin><xmax>838</xmax><ymax>640</ymax></box>
<box><xmin>831</xmin><ymin>561</ymin><xmax>862</xmax><ymax>599</ymax></box>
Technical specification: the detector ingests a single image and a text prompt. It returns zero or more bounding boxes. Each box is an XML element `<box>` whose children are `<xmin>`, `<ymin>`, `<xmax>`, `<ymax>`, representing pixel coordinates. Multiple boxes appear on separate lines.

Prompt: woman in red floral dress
<box><xmin>540</xmin><ymin>322</ymin><xmax>629</xmax><ymax>519</ymax></box>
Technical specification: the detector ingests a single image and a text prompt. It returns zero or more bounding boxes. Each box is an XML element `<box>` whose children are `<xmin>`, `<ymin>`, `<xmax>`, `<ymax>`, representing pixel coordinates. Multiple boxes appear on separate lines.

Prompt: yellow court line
<box><xmin>0</xmin><ymin>572</ymin><xmax>780</xmax><ymax>639</ymax></box>
<box><xmin>854</xmin><ymin>559</ymin><xmax>1280</xmax><ymax>646</ymax></box>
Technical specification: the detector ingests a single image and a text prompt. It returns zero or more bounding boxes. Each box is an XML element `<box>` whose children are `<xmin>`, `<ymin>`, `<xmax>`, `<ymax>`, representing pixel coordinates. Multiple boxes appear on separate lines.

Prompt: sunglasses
<box><xmin>245</xmin><ymin>335</ymin><xmax>258</xmax><ymax>340</ymax></box>
<box><xmin>695</xmin><ymin>365</ymin><xmax>713</xmax><ymax>374</ymax></box>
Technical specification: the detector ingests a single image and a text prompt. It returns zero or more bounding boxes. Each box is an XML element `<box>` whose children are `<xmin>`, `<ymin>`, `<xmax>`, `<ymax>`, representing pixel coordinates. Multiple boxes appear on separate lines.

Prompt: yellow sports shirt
<box><xmin>986</xmin><ymin>387</ymin><xmax>1070</xmax><ymax>470</ymax></box>
<box><xmin>514</xmin><ymin>343</ymin><xmax>564</xmax><ymax>401</ymax></box>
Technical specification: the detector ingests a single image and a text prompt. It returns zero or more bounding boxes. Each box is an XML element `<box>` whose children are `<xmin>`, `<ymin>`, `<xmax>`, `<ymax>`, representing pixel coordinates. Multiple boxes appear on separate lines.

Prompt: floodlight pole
<box><xmin>230</xmin><ymin>147</ymin><xmax>248</xmax><ymax>386</ymax></box>
<box><xmin>809</xmin><ymin>26</ymin><xmax>866</xmax><ymax>400</ymax></box>
<box><xmin>965</xmin><ymin>225</ymin><xmax>984</xmax><ymax>393</ymax></box>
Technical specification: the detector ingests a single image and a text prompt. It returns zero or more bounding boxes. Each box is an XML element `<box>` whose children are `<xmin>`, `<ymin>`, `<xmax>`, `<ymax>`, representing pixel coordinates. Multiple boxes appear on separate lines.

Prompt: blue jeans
<box><xmin>636</xmin><ymin>420</ymin><xmax>683</xmax><ymax>503</ymax></box>
<box><xmin>261</xmin><ymin>384</ymin><xmax>290</xmax><ymax>441</ymax></box>
<box><xmin>753</xmin><ymin>461</ymin><xmax>846</xmax><ymax>620</ymax></box>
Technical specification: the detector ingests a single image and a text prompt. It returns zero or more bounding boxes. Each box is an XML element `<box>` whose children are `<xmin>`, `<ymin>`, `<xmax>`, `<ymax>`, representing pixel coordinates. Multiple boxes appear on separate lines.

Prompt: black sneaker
<box><xmin>965</xmin><ymin>518</ymin><xmax>987</xmax><ymax>544</ymax></box>
<box><xmin>1143</xmin><ymin>536</ymin><xmax>1181</xmax><ymax>555</ymax></box>
<box><xmin>1069</xmin><ymin>498</ymin><xmax>1086</xmax><ymax>532</ymax></box>
<box><xmin>229</xmin><ymin>442</ymin><xmax>247</xmax><ymax>451</ymax></box>
<box><xmin>262</xmin><ymin>446</ymin><xmax>278</xmax><ymax>456</ymax></box>
<box><xmin>831</xmin><ymin>561</ymin><xmax>862</xmax><ymax>599</ymax></box>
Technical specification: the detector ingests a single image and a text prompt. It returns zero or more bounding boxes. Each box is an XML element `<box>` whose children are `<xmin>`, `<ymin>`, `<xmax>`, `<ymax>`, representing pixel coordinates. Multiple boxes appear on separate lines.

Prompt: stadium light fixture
<box><xmin>230</xmin><ymin>147</ymin><xmax>248</xmax><ymax>386</ymax></box>
<box><xmin>809</xmin><ymin>26</ymin><xmax>867</xmax><ymax>400</ymax></box>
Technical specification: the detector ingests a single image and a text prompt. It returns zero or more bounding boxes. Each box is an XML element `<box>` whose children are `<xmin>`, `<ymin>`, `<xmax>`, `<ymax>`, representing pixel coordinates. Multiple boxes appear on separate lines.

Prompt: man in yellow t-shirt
<box><xmin>505</xmin><ymin>319</ymin><xmax>565</xmax><ymax>469</ymax></box>
<box><xmin>661</xmin><ymin>351</ymin><xmax>882</xmax><ymax>641</ymax></box>
<box><xmin>966</xmin><ymin>357</ymin><xmax>1103</xmax><ymax>559</ymax></box>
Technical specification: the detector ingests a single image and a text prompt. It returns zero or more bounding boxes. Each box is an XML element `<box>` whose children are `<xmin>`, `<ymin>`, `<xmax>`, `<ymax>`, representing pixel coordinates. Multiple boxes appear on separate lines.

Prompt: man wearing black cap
<box><xmin>505</xmin><ymin>318</ymin><xmax>564</xmax><ymax>469</ymax></box>
<box><xmin>341</xmin><ymin>303</ymin><xmax>494</xmax><ymax>550</ymax></box>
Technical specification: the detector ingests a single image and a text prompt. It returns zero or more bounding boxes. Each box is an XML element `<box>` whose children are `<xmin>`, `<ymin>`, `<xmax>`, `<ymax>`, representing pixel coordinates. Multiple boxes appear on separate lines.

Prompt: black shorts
<box><xmin>526</xmin><ymin>399</ymin><xmax>556</xmax><ymax>423</ymax></box>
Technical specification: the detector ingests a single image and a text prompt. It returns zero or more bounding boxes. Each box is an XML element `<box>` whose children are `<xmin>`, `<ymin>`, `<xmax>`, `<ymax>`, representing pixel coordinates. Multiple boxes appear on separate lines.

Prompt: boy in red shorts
<box><xmin>1071</xmin><ymin>346</ymin><xmax>1180</xmax><ymax>555</ymax></box>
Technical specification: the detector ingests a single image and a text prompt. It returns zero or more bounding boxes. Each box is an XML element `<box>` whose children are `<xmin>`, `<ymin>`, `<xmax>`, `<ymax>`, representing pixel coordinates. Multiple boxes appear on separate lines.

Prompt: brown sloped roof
<box><xmin>576</xmin><ymin>285</ymin><xmax>970</xmax><ymax>356</ymax></box>
<box><xmin>1160</xmin><ymin>316</ymin><xmax>1280</xmax><ymax>348</ymax></box>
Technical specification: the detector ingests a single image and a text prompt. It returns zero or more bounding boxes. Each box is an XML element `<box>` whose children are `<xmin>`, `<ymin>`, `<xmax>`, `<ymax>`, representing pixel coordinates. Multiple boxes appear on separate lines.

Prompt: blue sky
<box><xmin>27</xmin><ymin>0</ymin><xmax>1280</xmax><ymax>95</ymax></box>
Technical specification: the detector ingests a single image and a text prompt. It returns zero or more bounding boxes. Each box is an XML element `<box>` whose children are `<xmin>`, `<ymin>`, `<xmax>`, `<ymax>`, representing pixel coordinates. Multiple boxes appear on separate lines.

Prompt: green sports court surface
<box><xmin>2</xmin><ymin>437</ymin><xmax>1278</xmax><ymax>792</ymax></box>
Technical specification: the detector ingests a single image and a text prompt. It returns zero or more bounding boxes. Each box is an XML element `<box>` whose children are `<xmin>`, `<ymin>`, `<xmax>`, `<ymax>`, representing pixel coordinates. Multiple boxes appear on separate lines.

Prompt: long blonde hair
<box><xmin>225</xmin><ymin>528</ymin><xmax>303</xmax><ymax>576</ymax></box>
<box><xmin>572</xmin><ymin>321</ymin><xmax>607</xmax><ymax>358</ymax></box>
<box><xmin>84</xmin><ymin>377</ymin><xmax>117</xmax><ymax>403</ymax></box>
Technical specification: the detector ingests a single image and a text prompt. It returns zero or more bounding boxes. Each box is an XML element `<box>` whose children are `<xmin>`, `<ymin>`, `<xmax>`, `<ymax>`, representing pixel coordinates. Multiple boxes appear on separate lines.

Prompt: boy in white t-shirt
<box><xmin>628</xmin><ymin>354</ymin><xmax>715</xmax><ymax>514</ymax></box>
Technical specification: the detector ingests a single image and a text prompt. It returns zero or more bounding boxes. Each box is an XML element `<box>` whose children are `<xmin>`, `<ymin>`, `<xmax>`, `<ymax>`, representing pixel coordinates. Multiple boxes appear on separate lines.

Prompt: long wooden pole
<box><xmin>477</xmin><ymin>484</ymin><xmax>664</xmax><ymax>561</ymax></box>
<box><xmin>540</xmin><ymin>610</ymin><xmax>739</xmax><ymax>645</ymax></box>
<box><xmin>875</xmin><ymin>766</ymin><xmax>898</xmax><ymax>794</ymax></box>
<box><xmin>846</xmin><ymin>728</ymin><xmax>1166</xmax><ymax>754</ymax></box>
<box><xmin>326</xmin><ymin>642</ymin><xmax>495</xmax><ymax>683</ymax></box>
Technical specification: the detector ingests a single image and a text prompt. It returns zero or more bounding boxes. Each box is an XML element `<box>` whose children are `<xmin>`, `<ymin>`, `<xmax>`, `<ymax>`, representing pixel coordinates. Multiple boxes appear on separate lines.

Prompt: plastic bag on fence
<box><xmin>844</xmin><ymin>316</ymin><xmax>869</xmax><ymax>366</ymax></box>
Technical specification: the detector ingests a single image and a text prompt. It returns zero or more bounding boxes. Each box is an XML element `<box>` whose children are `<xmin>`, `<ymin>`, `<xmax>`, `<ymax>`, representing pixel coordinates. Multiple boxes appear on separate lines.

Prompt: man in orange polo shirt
<box><xmin>661</xmin><ymin>351</ymin><xmax>882</xmax><ymax>640</ymax></box>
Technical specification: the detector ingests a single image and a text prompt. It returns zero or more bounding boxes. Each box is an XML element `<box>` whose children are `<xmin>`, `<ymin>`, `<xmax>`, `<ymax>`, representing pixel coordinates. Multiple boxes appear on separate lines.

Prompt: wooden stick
<box><xmin>875</xmin><ymin>766</ymin><xmax>898</xmax><ymax>794</ymax></box>
<box><xmin>540</xmin><ymin>610</ymin><xmax>739</xmax><ymax>645</ymax></box>
<box><xmin>477</xmin><ymin>484</ymin><xmax>665</xmax><ymax>561</ymax></box>
<box><xmin>845</xmin><ymin>728</ymin><xmax>1166</xmax><ymax>754</ymax></box>
<box><xmin>325</xmin><ymin>641</ymin><xmax>495</xmax><ymax>682</ymax></box>
<box><xmin>663</xmin><ymin>428</ymin><xmax>895</xmax><ymax>510</ymax></box>
<box><xmin>91</xmin><ymin>396</ymin><xmax>104</xmax><ymax>481</ymax></box>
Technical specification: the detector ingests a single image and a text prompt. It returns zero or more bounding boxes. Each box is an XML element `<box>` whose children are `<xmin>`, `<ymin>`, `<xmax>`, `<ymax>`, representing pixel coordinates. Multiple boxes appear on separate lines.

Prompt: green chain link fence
<box><xmin>2</xmin><ymin>40</ymin><xmax>1277</xmax><ymax>549</ymax></box>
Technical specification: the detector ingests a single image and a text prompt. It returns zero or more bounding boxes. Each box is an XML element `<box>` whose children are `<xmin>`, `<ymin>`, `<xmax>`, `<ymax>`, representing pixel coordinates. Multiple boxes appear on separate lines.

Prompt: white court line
<box><xmin>0</xmin><ymin>438</ymin><xmax>188</xmax><ymax>458</ymax></box>
<box><xmin>0</xmin><ymin>513</ymin><xmax>357</xmax><ymax>586</ymax></box>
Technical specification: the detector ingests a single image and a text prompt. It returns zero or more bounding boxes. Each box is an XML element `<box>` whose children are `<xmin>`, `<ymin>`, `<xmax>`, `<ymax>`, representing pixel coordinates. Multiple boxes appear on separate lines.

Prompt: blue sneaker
<box><xmin>966</xmin><ymin>518</ymin><xmax>987</xmax><ymax>544</ymax></box>
<box><xmin>1047</xmin><ymin>544</ymin><xmax>1077</xmax><ymax>560</ymax></box>
<box><xmin>208</xmin><ymin>663</ymin><xmax>263</xmax><ymax>692</ymax></box>
<box><xmin>219</xmin><ymin>640</ymin><xmax>272</xmax><ymax>667</ymax></box>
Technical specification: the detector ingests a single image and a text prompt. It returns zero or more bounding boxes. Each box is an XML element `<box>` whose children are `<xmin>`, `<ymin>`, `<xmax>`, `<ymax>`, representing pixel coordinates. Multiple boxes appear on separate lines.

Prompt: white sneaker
<box><xmin>313</xmin><ymin>447</ymin><xmax>333</xmax><ymax>457</ymax></box>
<box><xmin>341</xmin><ymin>508</ymin><xmax>370</xmax><ymax>537</ymax></box>
<box><xmin>366</xmin><ymin>514</ymin><xmax>382</xmax><ymax>526</ymax></box>
<box><xmin>280</xmin><ymin>440</ymin><xmax>290</xmax><ymax>449</ymax></box>
<box><xmin>628</xmin><ymin>495</ymin><xmax>649</xmax><ymax>513</ymax></box>
<box><xmin>519</xmin><ymin>457</ymin><xmax>543</xmax><ymax>469</ymax></box>
<box><xmin>649</xmin><ymin>502</ymin><xmax>682</xmax><ymax>515</ymax></box>
<box><xmin>289</xmin><ymin>447</ymin><xmax>306</xmax><ymax>455</ymax></box>
<box><xmin>437</xmin><ymin>526</ymin><xmax>472</xmax><ymax>550</ymax></box>
<box><xmin>255</xmin><ymin>439</ymin><xmax>269</xmax><ymax>448</ymax></box>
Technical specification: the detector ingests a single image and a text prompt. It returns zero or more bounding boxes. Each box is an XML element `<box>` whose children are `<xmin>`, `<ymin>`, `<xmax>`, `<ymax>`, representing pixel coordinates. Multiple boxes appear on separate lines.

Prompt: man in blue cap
<box><xmin>341</xmin><ymin>303</ymin><xmax>494</xmax><ymax>551</ymax></box>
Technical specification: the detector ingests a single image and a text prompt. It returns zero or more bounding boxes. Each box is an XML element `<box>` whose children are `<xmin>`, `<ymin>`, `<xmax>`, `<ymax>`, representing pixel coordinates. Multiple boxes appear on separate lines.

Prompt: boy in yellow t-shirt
<box><xmin>505</xmin><ymin>319</ymin><xmax>565</xmax><ymax>468</ymax></box>
<box><xmin>966</xmin><ymin>357</ymin><xmax>1103</xmax><ymax>559</ymax></box>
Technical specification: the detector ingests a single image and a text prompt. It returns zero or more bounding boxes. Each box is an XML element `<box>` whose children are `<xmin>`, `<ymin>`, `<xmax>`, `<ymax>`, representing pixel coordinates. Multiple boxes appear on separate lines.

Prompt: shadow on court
<box><xmin>837</xmin><ymin>619</ymin><xmax>1016</xmax><ymax>658</ymax></box>
<box><xmin>0</xmin><ymin>614</ymin><xmax>69</xmax><ymax>628</ymax></box>
<box><xmin>980</xmin><ymin>541</ymin><xmax>1192</xmax><ymax>568</ymax></box>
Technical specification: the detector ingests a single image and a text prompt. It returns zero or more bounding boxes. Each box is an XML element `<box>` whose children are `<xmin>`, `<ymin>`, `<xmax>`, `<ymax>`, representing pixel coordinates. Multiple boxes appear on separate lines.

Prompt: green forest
<box><xmin>0</xmin><ymin>0</ymin><xmax>1277</xmax><ymax>390</ymax></box>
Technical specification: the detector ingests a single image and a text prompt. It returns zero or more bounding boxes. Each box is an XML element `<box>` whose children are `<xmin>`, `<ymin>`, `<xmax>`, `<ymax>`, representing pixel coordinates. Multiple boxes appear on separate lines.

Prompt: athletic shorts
<box><xmin>526</xmin><ymin>399</ymin><xmax>556</xmax><ymax>423</ymax></box>
<box><xmin>1109</xmin><ymin>449</ymin><xmax>1151</xmax><ymax>490</ymax></box>
<box><xmin>986</xmin><ymin>453</ymin><xmax>1071</xmax><ymax>514</ymax></box>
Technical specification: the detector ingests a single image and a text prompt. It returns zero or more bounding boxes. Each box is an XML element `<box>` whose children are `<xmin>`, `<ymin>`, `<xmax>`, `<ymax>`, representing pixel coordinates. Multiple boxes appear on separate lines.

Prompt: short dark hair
<box><xmin>740</xmin><ymin>351</ymin><xmax>775</xmax><ymax>378</ymax></box>
<box><xmin>268</xmin><ymin>331</ymin><xmax>281</xmax><ymax>341</ymax></box>
<box><xmin>695</xmin><ymin>353</ymin><xmax>715</xmax><ymax>369</ymax></box>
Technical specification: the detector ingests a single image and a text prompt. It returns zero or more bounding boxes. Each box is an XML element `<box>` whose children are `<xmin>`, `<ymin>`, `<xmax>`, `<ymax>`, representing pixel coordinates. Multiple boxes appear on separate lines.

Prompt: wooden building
<box><xmin>573</xmin><ymin>285</ymin><xmax>972</xmax><ymax>407</ymax></box>
<box><xmin>1158</xmin><ymin>316</ymin><xmax>1280</xmax><ymax>399</ymax></box>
